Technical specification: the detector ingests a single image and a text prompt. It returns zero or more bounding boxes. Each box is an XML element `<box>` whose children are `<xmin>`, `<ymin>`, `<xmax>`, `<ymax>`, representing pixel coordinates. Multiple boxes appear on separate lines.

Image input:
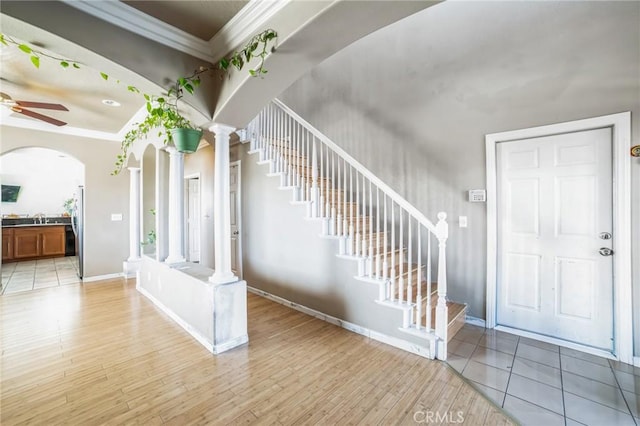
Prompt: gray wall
<box><xmin>278</xmin><ymin>2</ymin><xmax>640</xmax><ymax>353</ymax></box>
<box><xmin>237</xmin><ymin>144</ymin><xmax>429</xmax><ymax>348</ymax></box>
<box><xmin>1</xmin><ymin>126</ymin><xmax>130</xmax><ymax>277</ymax></box>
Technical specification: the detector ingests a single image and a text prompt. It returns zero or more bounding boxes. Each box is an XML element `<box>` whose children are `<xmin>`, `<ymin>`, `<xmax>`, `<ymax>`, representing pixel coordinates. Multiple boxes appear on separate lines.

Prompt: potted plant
<box><xmin>113</xmin><ymin>78</ymin><xmax>203</xmax><ymax>175</ymax></box>
<box><xmin>62</xmin><ymin>197</ymin><xmax>74</xmax><ymax>216</ymax></box>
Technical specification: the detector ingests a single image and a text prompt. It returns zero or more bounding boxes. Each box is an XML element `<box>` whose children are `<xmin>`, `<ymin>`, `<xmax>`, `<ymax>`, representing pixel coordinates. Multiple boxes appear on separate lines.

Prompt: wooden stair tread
<box><xmin>393</xmin><ymin>279</ymin><xmax>437</xmax><ymax>301</ymax></box>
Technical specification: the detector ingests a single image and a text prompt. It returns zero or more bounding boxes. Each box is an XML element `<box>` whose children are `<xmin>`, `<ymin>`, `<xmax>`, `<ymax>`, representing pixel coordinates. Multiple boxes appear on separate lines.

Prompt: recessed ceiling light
<box><xmin>102</xmin><ymin>99</ymin><xmax>121</xmax><ymax>107</ymax></box>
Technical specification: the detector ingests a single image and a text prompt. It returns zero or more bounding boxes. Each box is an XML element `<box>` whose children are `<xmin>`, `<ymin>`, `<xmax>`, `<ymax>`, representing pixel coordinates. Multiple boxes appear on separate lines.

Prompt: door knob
<box><xmin>599</xmin><ymin>247</ymin><xmax>614</xmax><ymax>256</ymax></box>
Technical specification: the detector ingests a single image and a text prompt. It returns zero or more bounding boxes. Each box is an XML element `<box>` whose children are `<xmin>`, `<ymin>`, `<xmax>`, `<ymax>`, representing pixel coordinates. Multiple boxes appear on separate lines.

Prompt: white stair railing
<box><xmin>246</xmin><ymin>100</ymin><xmax>449</xmax><ymax>357</ymax></box>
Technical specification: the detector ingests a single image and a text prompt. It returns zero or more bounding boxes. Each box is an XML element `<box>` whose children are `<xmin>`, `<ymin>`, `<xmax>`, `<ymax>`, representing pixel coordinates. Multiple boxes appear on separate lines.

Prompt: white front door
<box><xmin>229</xmin><ymin>163</ymin><xmax>242</xmax><ymax>279</ymax></box>
<box><xmin>496</xmin><ymin>127</ymin><xmax>614</xmax><ymax>351</ymax></box>
<box><xmin>187</xmin><ymin>177</ymin><xmax>200</xmax><ymax>263</ymax></box>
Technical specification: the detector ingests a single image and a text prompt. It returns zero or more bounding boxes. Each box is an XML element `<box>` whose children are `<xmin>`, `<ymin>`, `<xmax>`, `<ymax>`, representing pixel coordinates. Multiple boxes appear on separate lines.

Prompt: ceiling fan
<box><xmin>0</xmin><ymin>92</ymin><xmax>68</xmax><ymax>126</ymax></box>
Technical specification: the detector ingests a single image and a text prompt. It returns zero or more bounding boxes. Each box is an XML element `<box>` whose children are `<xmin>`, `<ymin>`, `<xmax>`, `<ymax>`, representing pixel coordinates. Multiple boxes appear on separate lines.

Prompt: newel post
<box><xmin>435</xmin><ymin>212</ymin><xmax>449</xmax><ymax>360</ymax></box>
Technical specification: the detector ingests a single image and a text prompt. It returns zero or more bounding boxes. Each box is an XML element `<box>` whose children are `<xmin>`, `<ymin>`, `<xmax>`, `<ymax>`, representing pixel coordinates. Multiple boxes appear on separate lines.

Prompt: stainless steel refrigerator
<box><xmin>71</xmin><ymin>185</ymin><xmax>84</xmax><ymax>278</ymax></box>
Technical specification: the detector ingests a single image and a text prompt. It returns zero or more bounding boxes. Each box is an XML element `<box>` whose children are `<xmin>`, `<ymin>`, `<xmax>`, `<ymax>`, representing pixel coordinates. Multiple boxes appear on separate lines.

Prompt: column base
<box><xmin>213</xmin><ymin>334</ymin><xmax>249</xmax><ymax>354</ymax></box>
<box><xmin>213</xmin><ymin>279</ymin><xmax>248</xmax><ymax>354</ymax></box>
<box><xmin>123</xmin><ymin>259</ymin><xmax>141</xmax><ymax>278</ymax></box>
<box><xmin>165</xmin><ymin>256</ymin><xmax>186</xmax><ymax>265</ymax></box>
<box><xmin>209</xmin><ymin>271</ymin><xmax>238</xmax><ymax>284</ymax></box>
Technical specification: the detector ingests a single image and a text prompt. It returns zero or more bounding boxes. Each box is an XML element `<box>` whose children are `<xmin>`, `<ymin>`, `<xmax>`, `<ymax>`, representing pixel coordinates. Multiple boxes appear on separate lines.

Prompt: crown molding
<box><xmin>209</xmin><ymin>0</ymin><xmax>291</xmax><ymax>61</ymax></box>
<box><xmin>61</xmin><ymin>0</ymin><xmax>215</xmax><ymax>63</ymax></box>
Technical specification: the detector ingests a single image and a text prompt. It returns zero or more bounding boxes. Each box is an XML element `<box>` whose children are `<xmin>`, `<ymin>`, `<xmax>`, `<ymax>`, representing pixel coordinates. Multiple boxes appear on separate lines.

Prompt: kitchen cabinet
<box><xmin>5</xmin><ymin>226</ymin><xmax>66</xmax><ymax>261</ymax></box>
<box><xmin>40</xmin><ymin>227</ymin><xmax>66</xmax><ymax>257</ymax></box>
<box><xmin>2</xmin><ymin>228</ymin><xmax>14</xmax><ymax>262</ymax></box>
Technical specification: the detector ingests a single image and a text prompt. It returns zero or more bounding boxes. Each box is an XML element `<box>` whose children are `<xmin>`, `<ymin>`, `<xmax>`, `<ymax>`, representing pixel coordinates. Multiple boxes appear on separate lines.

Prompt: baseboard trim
<box><xmin>213</xmin><ymin>334</ymin><xmax>249</xmax><ymax>355</ymax></box>
<box><xmin>83</xmin><ymin>272</ymin><xmax>124</xmax><ymax>283</ymax></box>
<box><xmin>465</xmin><ymin>316</ymin><xmax>486</xmax><ymax>328</ymax></box>
<box><xmin>137</xmin><ymin>285</ymin><xmax>214</xmax><ymax>353</ymax></box>
<box><xmin>247</xmin><ymin>286</ymin><xmax>433</xmax><ymax>359</ymax></box>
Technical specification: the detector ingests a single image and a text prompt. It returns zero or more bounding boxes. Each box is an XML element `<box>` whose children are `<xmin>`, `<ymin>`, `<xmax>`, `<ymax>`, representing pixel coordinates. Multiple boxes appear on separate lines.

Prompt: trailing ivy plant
<box><xmin>218</xmin><ymin>29</ymin><xmax>277</xmax><ymax>77</ymax></box>
<box><xmin>1</xmin><ymin>29</ymin><xmax>278</xmax><ymax>175</ymax></box>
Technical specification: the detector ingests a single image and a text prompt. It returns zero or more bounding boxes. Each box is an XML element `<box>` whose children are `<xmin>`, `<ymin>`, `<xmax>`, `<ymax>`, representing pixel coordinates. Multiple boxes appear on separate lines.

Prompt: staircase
<box><xmin>243</xmin><ymin>100</ymin><xmax>466</xmax><ymax>360</ymax></box>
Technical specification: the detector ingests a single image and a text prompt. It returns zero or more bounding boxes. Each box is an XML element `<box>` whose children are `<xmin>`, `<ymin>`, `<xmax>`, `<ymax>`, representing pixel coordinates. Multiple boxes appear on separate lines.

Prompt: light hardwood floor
<box><xmin>1</xmin><ymin>278</ymin><xmax>513</xmax><ymax>425</ymax></box>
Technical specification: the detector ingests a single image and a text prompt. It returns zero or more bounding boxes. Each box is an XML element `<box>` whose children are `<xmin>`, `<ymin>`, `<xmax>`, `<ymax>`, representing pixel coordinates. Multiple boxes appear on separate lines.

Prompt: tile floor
<box><xmin>449</xmin><ymin>323</ymin><xmax>640</xmax><ymax>426</ymax></box>
<box><xmin>1</xmin><ymin>257</ymin><xmax>80</xmax><ymax>295</ymax></box>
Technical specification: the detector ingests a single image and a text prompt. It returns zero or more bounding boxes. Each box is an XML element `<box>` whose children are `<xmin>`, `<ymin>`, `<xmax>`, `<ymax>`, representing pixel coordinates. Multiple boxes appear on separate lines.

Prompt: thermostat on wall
<box><xmin>468</xmin><ymin>189</ymin><xmax>486</xmax><ymax>203</ymax></box>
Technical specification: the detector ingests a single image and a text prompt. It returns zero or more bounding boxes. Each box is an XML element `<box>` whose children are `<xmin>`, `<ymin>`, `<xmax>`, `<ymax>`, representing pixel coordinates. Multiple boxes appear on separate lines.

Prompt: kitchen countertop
<box><xmin>3</xmin><ymin>223</ymin><xmax>70</xmax><ymax>228</ymax></box>
<box><xmin>2</xmin><ymin>217</ymin><xmax>72</xmax><ymax>228</ymax></box>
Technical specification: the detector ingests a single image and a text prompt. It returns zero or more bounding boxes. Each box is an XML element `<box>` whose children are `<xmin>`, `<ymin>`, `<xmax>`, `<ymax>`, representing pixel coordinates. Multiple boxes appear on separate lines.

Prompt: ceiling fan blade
<box><xmin>15</xmin><ymin>100</ymin><xmax>69</xmax><ymax>111</ymax></box>
<box><xmin>11</xmin><ymin>106</ymin><xmax>67</xmax><ymax>126</ymax></box>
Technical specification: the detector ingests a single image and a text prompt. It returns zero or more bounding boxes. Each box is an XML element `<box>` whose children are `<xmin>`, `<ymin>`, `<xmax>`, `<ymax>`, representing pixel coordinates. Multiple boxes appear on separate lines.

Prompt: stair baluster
<box><xmin>354</xmin><ymin>170</ymin><xmax>360</xmax><ymax>258</ymax></box>
<box><xmin>348</xmin><ymin>165</ymin><xmax>354</xmax><ymax>256</ymax></box>
<box><xmin>416</xmin><ymin>226</ymin><xmax>423</xmax><ymax>330</ymax></box>
<box><xmin>426</xmin><ymin>234</ymin><xmax>432</xmax><ymax>332</ymax></box>
<box><xmin>343</xmin><ymin>159</ymin><xmax>349</xmax><ymax>241</ymax></box>
<box><xmin>407</xmin><ymin>216</ymin><xmax>412</xmax><ymax>308</ymax></box>
<box><xmin>375</xmin><ymin>187</ymin><xmax>381</xmax><ymax>280</ymax></box>
<box><xmin>398</xmin><ymin>208</ymin><xmax>404</xmax><ymax>304</ymax></box>
<box><xmin>331</xmin><ymin>152</ymin><xmax>336</xmax><ymax>235</ymax></box>
<box><xmin>311</xmin><ymin>137</ymin><xmax>318</xmax><ymax>218</ymax></box>
<box><xmin>390</xmin><ymin>201</ymin><xmax>396</xmax><ymax>302</ymax></box>
<box><xmin>361</xmin><ymin>174</ymin><xmax>367</xmax><ymax>261</ymax></box>
<box><xmin>383</xmin><ymin>194</ymin><xmax>388</xmax><ymax>281</ymax></box>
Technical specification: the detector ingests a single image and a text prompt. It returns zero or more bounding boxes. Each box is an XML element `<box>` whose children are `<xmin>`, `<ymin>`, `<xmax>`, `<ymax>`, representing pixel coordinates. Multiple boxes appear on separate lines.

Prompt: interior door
<box><xmin>496</xmin><ymin>127</ymin><xmax>614</xmax><ymax>351</ymax></box>
<box><xmin>187</xmin><ymin>178</ymin><xmax>200</xmax><ymax>263</ymax></box>
<box><xmin>229</xmin><ymin>163</ymin><xmax>242</xmax><ymax>279</ymax></box>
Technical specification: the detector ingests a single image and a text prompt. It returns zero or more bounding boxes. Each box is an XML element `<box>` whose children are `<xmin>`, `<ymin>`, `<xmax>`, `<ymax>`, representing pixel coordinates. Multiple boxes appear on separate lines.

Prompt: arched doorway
<box><xmin>1</xmin><ymin>147</ymin><xmax>85</xmax><ymax>294</ymax></box>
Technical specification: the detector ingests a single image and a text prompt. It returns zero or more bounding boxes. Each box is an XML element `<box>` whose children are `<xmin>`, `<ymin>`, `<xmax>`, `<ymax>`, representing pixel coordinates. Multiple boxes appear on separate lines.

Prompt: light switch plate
<box><xmin>459</xmin><ymin>216</ymin><xmax>468</xmax><ymax>228</ymax></box>
<box><xmin>111</xmin><ymin>213</ymin><xmax>123</xmax><ymax>221</ymax></box>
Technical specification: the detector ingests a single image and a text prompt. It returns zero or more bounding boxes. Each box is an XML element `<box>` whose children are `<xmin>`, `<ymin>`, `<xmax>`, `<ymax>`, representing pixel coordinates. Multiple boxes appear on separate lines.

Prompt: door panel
<box><xmin>496</xmin><ymin>127</ymin><xmax>613</xmax><ymax>351</ymax></box>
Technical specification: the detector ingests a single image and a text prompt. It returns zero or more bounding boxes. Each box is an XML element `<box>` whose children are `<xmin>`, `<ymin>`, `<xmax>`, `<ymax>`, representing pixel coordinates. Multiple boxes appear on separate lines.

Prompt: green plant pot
<box><xmin>170</xmin><ymin>128</ymin><xmax>203</xmax><ymax>153</ymax></box>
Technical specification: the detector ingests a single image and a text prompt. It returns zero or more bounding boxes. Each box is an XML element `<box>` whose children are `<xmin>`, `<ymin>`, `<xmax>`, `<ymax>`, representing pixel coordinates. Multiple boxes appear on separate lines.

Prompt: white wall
<box><xmin>1</xmin><ymin>147</ymin><xmax>84</xmax><ymax>217</ymax></box>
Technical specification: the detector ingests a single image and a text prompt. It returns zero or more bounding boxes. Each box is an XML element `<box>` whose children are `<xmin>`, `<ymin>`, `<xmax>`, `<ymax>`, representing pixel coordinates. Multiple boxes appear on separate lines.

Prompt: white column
<box><xmin>128</xmin><ymin>167</ymin><xmax>142</xmax><ymax>260</ymax></box>
<box><xmin>209</xmin><ymin>123</ymin><xmax>238</xmax><ymax>284</ymax></box>
<box><xmin>164</xmin><ymin>147</ymin><xmax>186</xmax><ymax>264</ymax></box>
<box><xmin>123</xmin><ymin>167</ymin><xmax>141</xmax><ymax>276</ymax></box>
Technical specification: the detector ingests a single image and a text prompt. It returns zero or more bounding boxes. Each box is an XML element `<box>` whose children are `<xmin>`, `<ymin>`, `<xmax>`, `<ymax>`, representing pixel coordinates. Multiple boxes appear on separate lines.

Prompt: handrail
<box><xmin>273</xmin><ymin>98</ymin><xmax>442</xmax><ymax>239</ymax></box>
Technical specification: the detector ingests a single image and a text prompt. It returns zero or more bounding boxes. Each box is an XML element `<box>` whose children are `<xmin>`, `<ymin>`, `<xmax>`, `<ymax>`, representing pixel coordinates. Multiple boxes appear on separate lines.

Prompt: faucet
<box><xmin>32</xmin><ymin>213</ymin><xmax>45</xmax><ymax>224</ymax></box>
